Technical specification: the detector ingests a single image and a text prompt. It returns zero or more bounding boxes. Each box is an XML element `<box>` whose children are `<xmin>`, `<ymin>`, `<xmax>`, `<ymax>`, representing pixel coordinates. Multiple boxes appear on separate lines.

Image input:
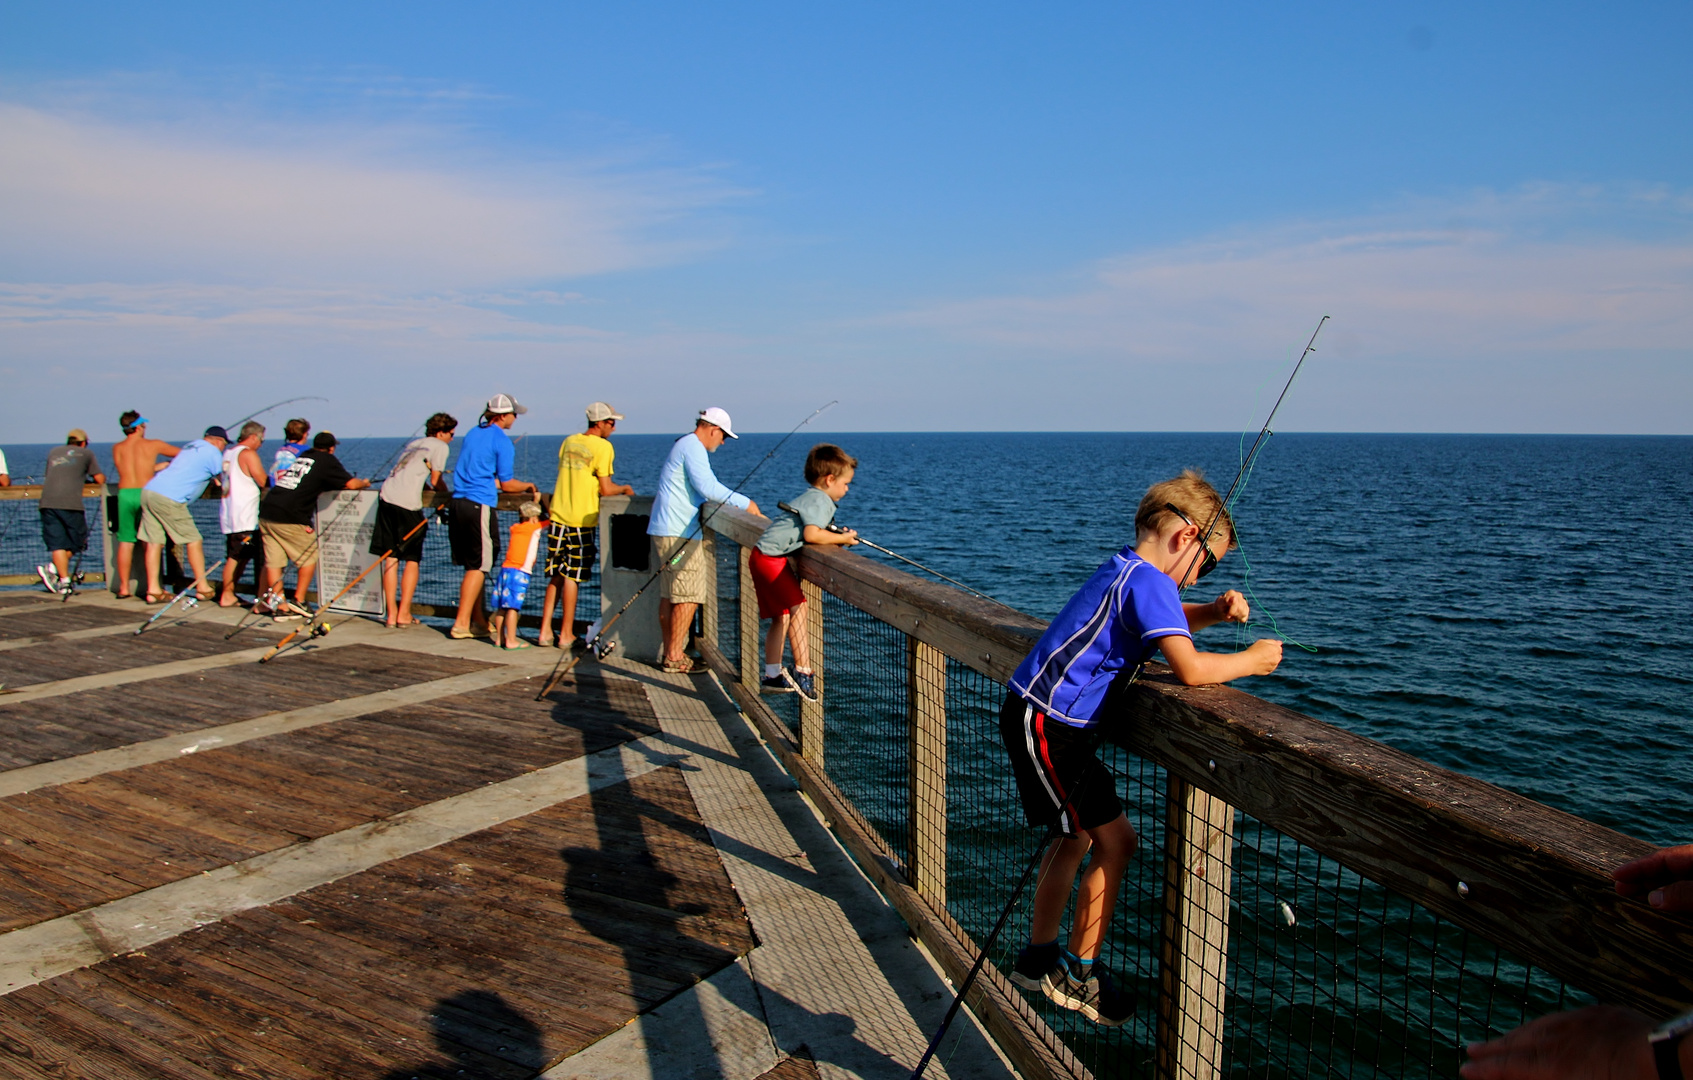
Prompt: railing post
<box><xmin>798</xmin><ymin>579</ymin><xmax>824</xmax><ymax>767</ymax></box>
<box><xmin>906</xmin><ymin>636</ymin><xmax>947</xmax><ymax>906</ymax></box>
<box><xmin>1156</xmin><ymin>774</ymin><xmax>1236</xmax><ymax>1080</ymax></box>
<box><xmin>700</xmin><ymin>528</ymin><xmax>718</xmax><ymax>649</ymax></box>
<box><xmin>100</xmin><ymin>483</ymin><xmax>115</xmax><ymax>594</ymax></box>
<box><xmin>739</xmin><ymin>546</ymin><xmax>760</xmax><ymax>688</ymax></box>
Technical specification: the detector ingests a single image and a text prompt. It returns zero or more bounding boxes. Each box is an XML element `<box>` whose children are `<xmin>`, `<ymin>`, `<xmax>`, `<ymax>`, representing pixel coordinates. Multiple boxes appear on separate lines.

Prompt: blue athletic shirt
<box><xmin>144</xmin><ymin>439</ymin><xmax>224</xmax><ymax>504</ymax></box>
<box><xmin>1008</xmin><ymin>545</ymin><xmax>1192</xmax><ymax>728</ymax></box>
<box><xmin>452</xmin><ymin>423</ymin><xmax>514</xmax><ymax>507</ymax></box>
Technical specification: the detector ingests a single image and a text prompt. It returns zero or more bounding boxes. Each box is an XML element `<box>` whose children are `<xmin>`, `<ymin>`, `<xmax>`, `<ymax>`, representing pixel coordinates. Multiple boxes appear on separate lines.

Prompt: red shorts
<box><xmin>749</xmin><ymin>549</ymin><xmax>806</xmax><ymax>619</ymax></box>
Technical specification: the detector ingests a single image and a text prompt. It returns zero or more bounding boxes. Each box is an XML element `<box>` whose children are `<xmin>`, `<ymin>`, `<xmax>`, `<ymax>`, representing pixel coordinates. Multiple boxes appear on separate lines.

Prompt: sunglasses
<box><xmin>1164</xmin><ymin>503</ymin><xmax>1219</xmax><ymax>580</ymax></box>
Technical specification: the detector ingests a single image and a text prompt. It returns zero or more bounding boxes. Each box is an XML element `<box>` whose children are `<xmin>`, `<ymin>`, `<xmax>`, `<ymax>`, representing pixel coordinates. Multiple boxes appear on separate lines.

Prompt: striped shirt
<box><xmin>1008</xmin><ymin>546</ymin><xmax>1191</xmax><ymax>728</ymax></box>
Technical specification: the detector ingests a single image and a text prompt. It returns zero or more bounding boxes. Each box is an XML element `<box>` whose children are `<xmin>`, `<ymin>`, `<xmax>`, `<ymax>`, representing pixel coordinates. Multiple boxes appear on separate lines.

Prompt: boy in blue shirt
<box><xmin>750</xmin><ymin>444</ymin><xmax>859</xmax><ymax>700</ymax></box>
<box><xmin>1002</xmin><ymin>470</ymin><xmax>1282</xmax><ymax>1026</ymax></box>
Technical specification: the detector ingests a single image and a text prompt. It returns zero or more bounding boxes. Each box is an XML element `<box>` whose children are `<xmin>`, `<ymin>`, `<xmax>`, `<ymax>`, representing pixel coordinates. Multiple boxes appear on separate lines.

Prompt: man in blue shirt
<box><xmin>448</xmin><ymin>394</ymin><xmax>539</xmax><ymax>640</ymax></box>
<box><xmin>647</xmin><ymin>407</ymin><xmax>762</xmax><ymax>672</ymax></box>
<box><xmin>139</xmin><ymin>426</ymin><xmax>229</xmax><ymax>602</ymax></box>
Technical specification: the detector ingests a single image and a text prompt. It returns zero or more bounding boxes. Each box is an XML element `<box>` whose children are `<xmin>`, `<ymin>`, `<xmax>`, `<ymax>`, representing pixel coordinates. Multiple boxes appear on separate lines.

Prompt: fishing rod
<box><xmin>908</xmin><ymin>316</ymin><xmax>1329</xmax><ymax>1079</ymax></box>
<box><xmin>778</xmin><ymin>505</ymin><xmax>1013</xmax><ymax>609</ymax></box>
<box><xmin>257</xmin><ymin>515</ymin><xmax>432</xmax><ymax>663</ymax></box>
<box><xmin>225</xmin><ymin>396</ymin><xmax>328</xmax><ymax>434</ymax></box>
<box><xmin>535</xmin><ymin>401</ymin><xmax>839</xmax><ymax>699</ymax></box>
<box><xmin>216</xmin><ymin>419</ymin><xmax>430</xmax><ymax>642</ymax></box>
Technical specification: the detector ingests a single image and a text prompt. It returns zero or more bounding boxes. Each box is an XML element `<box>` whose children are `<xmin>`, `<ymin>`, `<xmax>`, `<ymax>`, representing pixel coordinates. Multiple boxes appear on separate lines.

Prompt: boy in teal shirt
<box><xmin>750</xmin><ymin>444</ymin><xmax>860</xmax><ymax>701</ymax></box>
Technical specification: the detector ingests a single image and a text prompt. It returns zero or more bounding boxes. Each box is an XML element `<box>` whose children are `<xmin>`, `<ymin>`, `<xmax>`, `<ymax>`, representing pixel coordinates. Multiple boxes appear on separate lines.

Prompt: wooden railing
<box><xmin>696</xmin><ymin>503</ymin><xmax>1693</xmax><ymax>1080</ymax></box>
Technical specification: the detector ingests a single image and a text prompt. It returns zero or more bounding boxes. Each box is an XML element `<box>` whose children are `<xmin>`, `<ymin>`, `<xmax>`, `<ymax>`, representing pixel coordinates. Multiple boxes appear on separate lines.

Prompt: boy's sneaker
<box><xmin>36</xmin><ymin>566</ymin><xmax>58</xmax><ymax>594</ymax></box>
<box><xmin>1010</xmin><ymin>943</ymin><xmax>1062</xmax><ymax>992</ymax></box>
<box><xmin>1044</xmin><ymin>959</ymin><xmax>1135</xmax><ymax>1027</ymax></box>
<box><xmin>790</xmin><ymin>670</ymin><xmax>819</xmax><ymax>703</ymax></box>
<box><xmin>760</xmin><ymin>669</ymin><xmax>797</xmax><ymax>694</ymax></box>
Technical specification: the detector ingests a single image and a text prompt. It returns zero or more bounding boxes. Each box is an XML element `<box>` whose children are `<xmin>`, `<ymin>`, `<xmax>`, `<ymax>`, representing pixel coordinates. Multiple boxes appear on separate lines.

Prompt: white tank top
<box><xmin>220</xmin><ymin>446</ymin><xmax>261</xmax><ymax>533</ymax></box>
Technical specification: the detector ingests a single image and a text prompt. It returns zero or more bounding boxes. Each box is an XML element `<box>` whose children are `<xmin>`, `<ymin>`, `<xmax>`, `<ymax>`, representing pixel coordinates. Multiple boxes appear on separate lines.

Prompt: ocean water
<box><xmin>3</xmin><ymin>430</ymin><xmax>1688</xmax><ymax>845</ymax></box>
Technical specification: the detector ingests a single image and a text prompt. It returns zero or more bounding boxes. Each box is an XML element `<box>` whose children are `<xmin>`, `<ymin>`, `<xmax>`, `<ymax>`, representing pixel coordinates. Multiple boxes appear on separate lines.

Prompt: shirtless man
<box><xmin>110</xmin><ymin>411</ymin><xmax>179</xmax><ymax>599</ymax></box>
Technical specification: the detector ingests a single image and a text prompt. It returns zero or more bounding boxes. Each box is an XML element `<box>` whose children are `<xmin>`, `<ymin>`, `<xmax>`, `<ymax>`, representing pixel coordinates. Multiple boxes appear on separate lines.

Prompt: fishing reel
<box><xmin>181</xmin><ymin>597</ymin><xmax>199</xmax><ymax>611</ymax></box>
<box><xmin>591</xmin><ymin>636</ymin><xmax>617</xmax><ymax>660</ymax></box>
<box><xmin>308</xmin><ymin>622</ymin><xmax>332</xmax><ymax>640</ymax></box>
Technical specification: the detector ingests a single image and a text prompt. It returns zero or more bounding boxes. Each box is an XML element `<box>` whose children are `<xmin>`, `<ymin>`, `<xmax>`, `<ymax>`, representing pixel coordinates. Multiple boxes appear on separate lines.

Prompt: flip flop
<box><xmin>503</xmin><ymin>641</ymin><xmax>534</xmax><ymax>651</ymax></box>
<box><xmin>448</xmin><ymin>627</ymin><xmax>477</xmax><ymax>640</ymax></box>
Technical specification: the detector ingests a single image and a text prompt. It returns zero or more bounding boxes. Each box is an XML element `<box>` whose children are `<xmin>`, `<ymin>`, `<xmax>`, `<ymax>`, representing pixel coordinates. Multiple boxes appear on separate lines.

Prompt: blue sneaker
<box><xmin>790</xmin><ymin>669</ymin><xmax>819</xmax><ymax>702</ymax></box>
<box><xmin>760</xmin><ymin>669</ymin><xmax>797</xmax><ymax>694</ymax></box>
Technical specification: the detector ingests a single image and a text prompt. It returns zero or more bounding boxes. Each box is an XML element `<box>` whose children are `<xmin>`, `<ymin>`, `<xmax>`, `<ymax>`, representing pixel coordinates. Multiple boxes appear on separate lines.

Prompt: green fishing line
<box><xmin>1221</xmin><ymin>345</ymin><xmax>1318</xmax><ymax>654</ymax></box>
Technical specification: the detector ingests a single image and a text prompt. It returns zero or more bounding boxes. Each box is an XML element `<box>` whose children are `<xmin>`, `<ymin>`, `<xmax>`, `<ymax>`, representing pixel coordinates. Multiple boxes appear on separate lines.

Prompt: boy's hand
<box><xmin>1212</xmin><ymin>590</ymin><xmax>1250</xmax><ymax>623</ymax></box>
<box><xmin>1613</xmin><ymin>843</ymin><xmax>1693</xmax><ymax>911</ymax></box>
<box><xmin>838</xmin><ymin>528</ymin><xmax>859</xmax><ymax>546</ymax></box>
<box><xmin>1245</xmin><ymin>638</ymin><xmax>1283</xmax><ymax>675</ymax></box>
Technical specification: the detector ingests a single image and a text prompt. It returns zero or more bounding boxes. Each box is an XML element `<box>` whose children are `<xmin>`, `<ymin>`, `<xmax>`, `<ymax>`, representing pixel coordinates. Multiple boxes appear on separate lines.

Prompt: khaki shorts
<box><xmin>137</xmin><ymin>490</ymin><xmax>202</xmax><ymax>546</ymax></box>
<box><xmin>261</xmin><ymin>521</ymin><xmax>320</xmax><ymax>568</ymax></box>
<box><xmin>651</xmin><ymin>534</ymin><xmax>709</xmax><ymax>604</ymax></box>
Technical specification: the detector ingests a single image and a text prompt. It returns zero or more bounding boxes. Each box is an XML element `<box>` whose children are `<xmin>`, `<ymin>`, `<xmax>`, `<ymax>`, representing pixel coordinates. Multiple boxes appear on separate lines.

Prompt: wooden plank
<box><xmin>37</xmin><ymin>966</ymin><xmax>274</xmax><ymax>1078</ymax></box>
<box><xmin>0</xmin><ymin>607</ymin><xmax>135</xmax><ymax>642</ymax></box>
<box><xmin>699</xmin><ymin>639</ymin><xmax>1089</xmax><ymax>1080</ymax></box>
<box><xmin>1113</xmin><ymin>670</ymin><xmax>1693</xmax><ymax>1015</ymax></box>
<box><xmin>214</xmin><ymin>910</ymin><xmax>553</xmax><ymax>1079</ymax></box>
<box><xmin>798</xmin><ymin>578</ymin><xmax>824</xmax><ymax>767</ymax></box>
<box><xmin>1155</xmin><ymin>775</ymin><xmax>1234</xmax><ymax>1080</ymax></box>
<box><xmin>907</xmin><ymin>636</ymin><xmax>947</xmax><ymax>906</ymax></box>
<box><xmin>0</xmin><ymin>988</ymin><xmax>202</xmax><ymax>1080</ymax></box>
<box><xmin>739</xmin><ymin>545</ymin><xmax>760</xmax><ymax>688</ymax></box>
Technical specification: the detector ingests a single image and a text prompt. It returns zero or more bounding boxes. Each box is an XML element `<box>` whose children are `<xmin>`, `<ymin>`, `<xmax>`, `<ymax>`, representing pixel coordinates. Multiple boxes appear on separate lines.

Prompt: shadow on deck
<box><xmin>0</xmin><ymin>591</ymin><xmax>1005</xmax><ymax>1080</ymax></box>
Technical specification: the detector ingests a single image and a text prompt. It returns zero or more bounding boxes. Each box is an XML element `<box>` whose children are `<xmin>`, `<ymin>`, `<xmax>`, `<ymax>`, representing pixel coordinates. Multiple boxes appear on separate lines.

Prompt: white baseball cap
<box><xmin>586</xmin><ymin>401</ymin><xmax>624</xmax><ymax>422</ymax></box>
<box><xmin>486</xmin><ymin>393</ymin><xmax>527</xmax><ymax>415</ymax></box>
<box><xmin>698</xmin><ymin>406</ymin><xmax>737</xmax><ymax>439</ymax></box>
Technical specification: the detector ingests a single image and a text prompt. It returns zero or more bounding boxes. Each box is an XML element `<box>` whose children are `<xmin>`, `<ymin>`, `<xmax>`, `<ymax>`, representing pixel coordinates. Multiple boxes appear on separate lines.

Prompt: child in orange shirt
<box><xmin>495</xmin><ymin>501</ymin><xmax>546</xmax><ymax>649</ymax></box>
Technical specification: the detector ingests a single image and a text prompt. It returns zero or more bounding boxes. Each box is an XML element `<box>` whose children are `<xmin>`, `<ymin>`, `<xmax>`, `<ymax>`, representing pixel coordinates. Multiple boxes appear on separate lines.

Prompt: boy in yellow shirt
<box><xmin>538</xmin><ymin>402</ymin><xmax>634</xmax><ymax>649</ymax></box>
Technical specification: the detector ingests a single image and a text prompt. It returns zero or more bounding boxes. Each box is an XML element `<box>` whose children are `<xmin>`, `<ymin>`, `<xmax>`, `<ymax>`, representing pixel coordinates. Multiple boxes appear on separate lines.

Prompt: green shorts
<box><xmin>115</xmin><ymin>488</ymin><xmax>143</xmax><ymax>544</ymax></box>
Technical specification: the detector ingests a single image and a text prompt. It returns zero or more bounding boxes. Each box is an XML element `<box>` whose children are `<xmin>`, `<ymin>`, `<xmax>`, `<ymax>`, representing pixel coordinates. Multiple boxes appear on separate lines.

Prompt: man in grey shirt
<box><xmin>370</xmin><ymin>412</ymin><xmax>455</xmax><ymax>628</ymax></box>
<box><xmin>38</xmin><ymin>428</ymin><xmax>106</xmax><ymax>593</ymax></box>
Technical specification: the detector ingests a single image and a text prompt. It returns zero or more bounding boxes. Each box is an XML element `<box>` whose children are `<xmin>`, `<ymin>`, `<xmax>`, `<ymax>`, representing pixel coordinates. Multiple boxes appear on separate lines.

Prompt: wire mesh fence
<box><xmin>707</xmin><ymin>528</ymin><xmax>1595</xmax><ymax>1080</ymax></box>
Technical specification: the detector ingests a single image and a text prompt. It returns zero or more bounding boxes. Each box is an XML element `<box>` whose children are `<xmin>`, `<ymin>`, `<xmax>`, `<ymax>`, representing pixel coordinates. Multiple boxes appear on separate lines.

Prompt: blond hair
<box><xmin>518</xmin><ymin>501</ymin><xmax>543</xmax><ymax>521</ymax></box>
<box><xmin>1134</xmin><ymin>470</ymin><xmax>1235</xmax><ymax>550</ymax></box>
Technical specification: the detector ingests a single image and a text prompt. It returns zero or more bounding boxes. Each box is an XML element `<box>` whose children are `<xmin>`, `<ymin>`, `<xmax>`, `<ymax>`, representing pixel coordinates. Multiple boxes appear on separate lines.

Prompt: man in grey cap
<box><xmin>36</xmin><ymin>428</ymin><xmax>106</xmax><ymax>593</ymax></box>
<box><xmin>537</xmin><ymin>402</ymin><xmax>635</xmax><ymax>649</ymax></box>
<box><xmin>139</xmin><ymin>425</ymin><xmax>228</xmax><ymax>602</ymax></box>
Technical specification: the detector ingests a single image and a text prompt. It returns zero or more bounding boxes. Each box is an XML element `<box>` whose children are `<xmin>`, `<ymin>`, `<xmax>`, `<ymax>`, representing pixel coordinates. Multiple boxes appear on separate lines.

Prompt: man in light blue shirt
<box><xmin>647</xmin><ymin>407</ymin><xmax>762</xmax><ymax>672</ymax></box>
<box><xmin>139</xmin><ymin>426</ymin><xmax>229</xmax><ymax>602</ymax></box>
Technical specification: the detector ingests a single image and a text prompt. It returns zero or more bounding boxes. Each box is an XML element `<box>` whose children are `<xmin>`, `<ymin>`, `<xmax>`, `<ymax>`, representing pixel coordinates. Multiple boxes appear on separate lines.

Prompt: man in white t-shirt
<box><xmin>370</xmin><ymin>412</ymin><xmax>455</xmax><ymax>628</ymax></box>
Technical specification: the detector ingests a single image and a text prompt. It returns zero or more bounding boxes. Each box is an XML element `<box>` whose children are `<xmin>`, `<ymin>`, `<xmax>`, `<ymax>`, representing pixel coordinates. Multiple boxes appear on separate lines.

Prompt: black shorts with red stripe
<box><xmin>998</xmin><ymin>690</ymin><xmax>1123</xmax><ymax>837</ymax></box>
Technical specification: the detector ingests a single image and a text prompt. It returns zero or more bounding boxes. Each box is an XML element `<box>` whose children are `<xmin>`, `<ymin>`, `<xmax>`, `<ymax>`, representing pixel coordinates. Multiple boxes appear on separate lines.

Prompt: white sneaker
<box><xmin>36</xmin><ymin>566</ymin><xmax>57</xmax><ymax>594</ymax></box>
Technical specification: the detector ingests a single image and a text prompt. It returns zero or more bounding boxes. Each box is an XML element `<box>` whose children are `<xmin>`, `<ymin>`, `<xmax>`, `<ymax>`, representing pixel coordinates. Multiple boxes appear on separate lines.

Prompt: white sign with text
<box><xmin>314</xmin><ymin>491</ymin><xmax>385</xmax><ymax>616</ymax></box>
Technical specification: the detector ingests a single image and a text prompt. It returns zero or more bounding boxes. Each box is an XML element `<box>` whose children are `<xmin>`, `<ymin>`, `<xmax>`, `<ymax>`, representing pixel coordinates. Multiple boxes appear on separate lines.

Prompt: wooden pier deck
<box><xmin>0</xmin><ymin>591</ymin><xmax>1014</xmax><ymax>1080</ymax></box>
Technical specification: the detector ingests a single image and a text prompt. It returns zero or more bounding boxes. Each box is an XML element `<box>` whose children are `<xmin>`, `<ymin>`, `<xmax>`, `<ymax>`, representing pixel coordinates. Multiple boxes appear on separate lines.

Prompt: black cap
<box><xmin>312</xmin><ymin>432</ymin><xmax>338</xmax><ymax>450</ymax></box>
<box><xmin>203</xmin><ymin>426</ymin><xmax>230</xmax><ymax>441</ymax></box>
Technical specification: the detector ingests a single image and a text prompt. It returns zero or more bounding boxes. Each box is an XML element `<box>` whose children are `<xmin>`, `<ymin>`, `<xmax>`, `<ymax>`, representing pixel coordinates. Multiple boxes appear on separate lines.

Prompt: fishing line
<box><xmin>535</xmin><ymin>401</ymin><xmax>838</xmax><ymax>700</ymax></box>
<box><xmin>224</xmin><ymin>396</ymin><xmax>328</xmax><ymax>434</ymax></box>
<box><xmin>908</xmin><ymin>316</ymin><xmax>1329</xmax><ymax>1080</ymax></box>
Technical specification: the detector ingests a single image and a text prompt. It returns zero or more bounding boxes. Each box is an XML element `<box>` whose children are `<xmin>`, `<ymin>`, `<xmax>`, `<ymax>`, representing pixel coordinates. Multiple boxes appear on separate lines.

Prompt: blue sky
<box><xmin>2</xmin><ymin>2</ymin><xmax>1690</xmax><ymax>439</ymax></box>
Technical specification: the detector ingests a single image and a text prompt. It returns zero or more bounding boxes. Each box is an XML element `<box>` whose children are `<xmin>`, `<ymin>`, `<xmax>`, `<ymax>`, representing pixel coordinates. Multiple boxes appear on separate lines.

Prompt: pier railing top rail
<box><xmin>701</xmin><ymin>502</ymin><xmax>1693</xmax><ymax>1018</ymax></box>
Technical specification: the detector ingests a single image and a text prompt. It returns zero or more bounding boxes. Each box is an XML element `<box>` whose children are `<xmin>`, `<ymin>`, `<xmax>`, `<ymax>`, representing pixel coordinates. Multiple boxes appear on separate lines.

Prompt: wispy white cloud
<box><xmin>0</xmin><ymin>94</ymin><xmax>743</xmax><ymax>289</ymax></box>
<box><xmin>885</xmin><ymin>185</ymin><xmax>1693</xmax><ymax>364</ymax></box>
